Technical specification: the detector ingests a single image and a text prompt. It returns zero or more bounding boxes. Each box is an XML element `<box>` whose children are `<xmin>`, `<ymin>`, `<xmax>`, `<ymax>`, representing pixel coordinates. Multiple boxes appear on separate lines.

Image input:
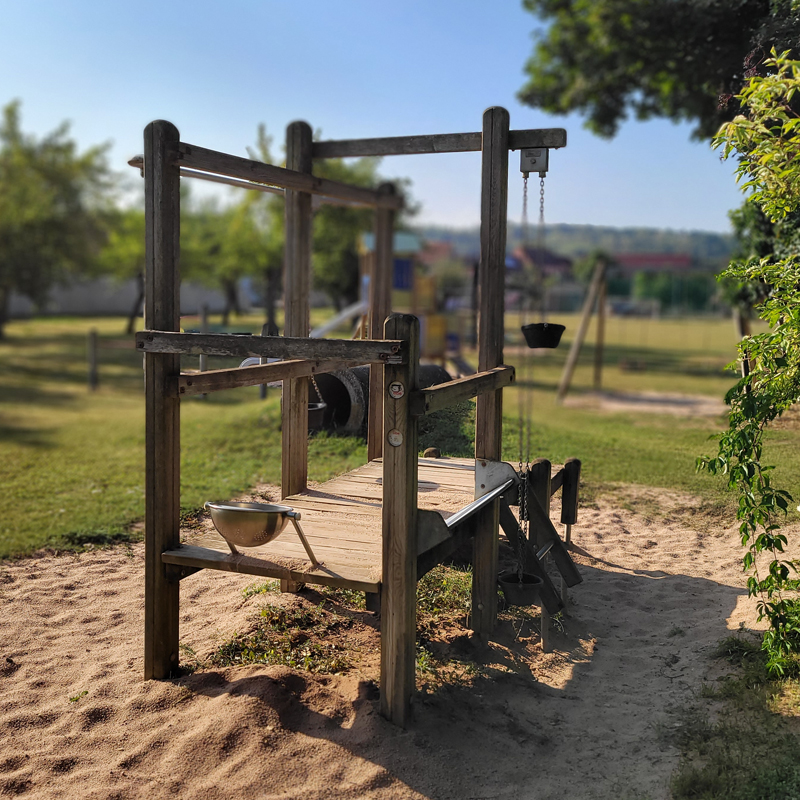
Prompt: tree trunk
<box><xmin>221</xmin><ymin>279</ymin><xmax>240</xmax><ymax>328</ymax></box>
<box><xmin>0</xmin><ymin>286</ymin><xmax>9</xmax><ymax>340</ymax></box>
<box><xmin>126</xmin><ymin>272</ymin><xmax>145</xmax><ymax>335</ymax></box>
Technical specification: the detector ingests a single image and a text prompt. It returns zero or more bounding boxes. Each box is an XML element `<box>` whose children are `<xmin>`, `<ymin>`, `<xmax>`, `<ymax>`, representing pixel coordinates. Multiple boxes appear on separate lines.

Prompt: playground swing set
<box><xmin>136</xmin><ymin>107</ymin><xmax>583</xmax><ymax>727</ymax></box>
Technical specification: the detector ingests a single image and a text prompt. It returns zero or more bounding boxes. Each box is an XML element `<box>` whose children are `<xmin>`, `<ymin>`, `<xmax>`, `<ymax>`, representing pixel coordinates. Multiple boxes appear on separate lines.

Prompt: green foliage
<box><xmin>0</xmin><ymin>100</ymin><xmax>114</xmax><ymax>335</ymax></box>
<box><xmin>210</xmin><ymin>602</ymin><xmax>351</xmax><ymax>673</ymax></box>
<box><xmin>700</xmin><ymin>52</ymin><xmax>800</xmax><ymax>672</ymax></box>
<box><xmin>671</xmin><ymin>636</ymin><xmax>800</xmax><ymax>800</ymax></box>
<box><xmin>517</xmin><ymin>0</ymin><xmax>800</xmax><ymax>139</ymax></box>
<box><xmin>418</xmin><ymin>400</ymin><xmax>474</xmax><ymax>457</ymax></box>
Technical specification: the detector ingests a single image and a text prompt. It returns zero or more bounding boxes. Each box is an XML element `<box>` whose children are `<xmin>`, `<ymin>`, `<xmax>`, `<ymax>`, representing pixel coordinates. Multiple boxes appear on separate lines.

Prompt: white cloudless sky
<box><xmin>1</xmin><ymin>0</ymin><xmax>744</xmax><ymax>233</ymax></box>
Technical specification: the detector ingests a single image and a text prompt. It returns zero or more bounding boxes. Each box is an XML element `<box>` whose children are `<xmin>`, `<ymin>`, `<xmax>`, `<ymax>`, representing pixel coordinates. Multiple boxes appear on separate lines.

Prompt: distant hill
<box><xmin>413</xmin><ymin>223</ymin><xmax>735</xmax><ymax>269</ymax></box>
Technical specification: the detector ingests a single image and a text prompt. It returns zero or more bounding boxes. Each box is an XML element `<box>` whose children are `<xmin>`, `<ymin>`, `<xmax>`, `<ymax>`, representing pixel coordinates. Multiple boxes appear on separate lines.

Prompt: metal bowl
<box><xmin>204</xmin><ymin>501</ymin><xmax>295</xmax><ymax>548</ymax></box>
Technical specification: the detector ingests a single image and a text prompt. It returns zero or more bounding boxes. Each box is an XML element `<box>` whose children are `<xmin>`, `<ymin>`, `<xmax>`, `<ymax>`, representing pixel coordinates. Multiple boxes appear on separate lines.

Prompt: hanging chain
<box><xmin>521</xmin><ymin>174</ymin><xmax>529</xmax><ymax>247</ymax></box>
<box><xmin>309</xmin><ymin>373</ymin><xmax>322</xmax><ymax>403</ymax></box>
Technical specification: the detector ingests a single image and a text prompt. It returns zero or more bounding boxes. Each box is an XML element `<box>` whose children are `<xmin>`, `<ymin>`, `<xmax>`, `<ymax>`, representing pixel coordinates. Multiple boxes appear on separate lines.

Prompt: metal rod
<box><xmin>536</xmin><ymin>540</ymin><xmax>555</xmax><ymax>561</ymax></box>
<box><xmin>288</xmin><ymin>514</ymin><xmax>319</xmax><ymax>566</ymax></box>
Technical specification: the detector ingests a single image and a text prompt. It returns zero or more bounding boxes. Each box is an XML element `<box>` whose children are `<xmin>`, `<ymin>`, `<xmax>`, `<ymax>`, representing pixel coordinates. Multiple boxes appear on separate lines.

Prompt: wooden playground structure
<box><xmin>137</xmin><ymin>108</ymin><xmax>582</xmax><ymax>726</ymax></box>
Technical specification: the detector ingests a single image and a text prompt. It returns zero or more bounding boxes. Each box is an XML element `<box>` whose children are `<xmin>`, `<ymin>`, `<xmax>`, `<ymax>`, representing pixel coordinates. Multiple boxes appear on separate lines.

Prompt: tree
<box><xmin>699</xmin><ymin>52</ymin><xmax>800</xmax><ymax>674</ymax></box>
<box><xmin>0</xmin><ymin>100</ymin><xmax>113</xmax><ymax>337</ymax></box>
<box><xmin>311</xmin><ymin>156</ymin><xmax>386</xmax><ymax>311</ymax></box>
<box><xmin>518</xmin><ymin>0</ymin><xmax>800</xmax><ymax>139</ymax></box>
<box><xmin>97</xmin><ymin>207</ymin><xmax>146</xmax><ymax>334</ymax></box>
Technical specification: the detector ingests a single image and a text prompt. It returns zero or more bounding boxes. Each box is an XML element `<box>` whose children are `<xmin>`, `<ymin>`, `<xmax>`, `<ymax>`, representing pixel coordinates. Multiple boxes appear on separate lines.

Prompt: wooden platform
<box><xmin>163</xmin><ymin>457</ymin><xmax>474</xmax><ymax>592</ymax></box>
<box><xmin>162</xmin><ymin>457</ymin><xmax>565</xmax><ymax>593</ymax></box>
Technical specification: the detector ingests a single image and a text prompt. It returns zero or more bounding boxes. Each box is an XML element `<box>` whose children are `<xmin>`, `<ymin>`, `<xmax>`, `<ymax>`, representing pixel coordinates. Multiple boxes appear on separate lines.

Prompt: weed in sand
<box><xmin>210</xmin><ymin>602</ymin><xmax>352</xmax><ymax>674</ymax></box>
<box><xmin>68</xmin><ymin>690</ymin><xmax>88</xmax><ymax>703</ymax></box>
<box><xmin>241</xmin><ymin>580</ymin><xmax>280</xmax><ymax>599</ymax></box>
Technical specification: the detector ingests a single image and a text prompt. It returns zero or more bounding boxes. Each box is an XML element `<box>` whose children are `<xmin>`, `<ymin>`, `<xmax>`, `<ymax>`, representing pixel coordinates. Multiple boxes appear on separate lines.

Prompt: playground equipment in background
<box><xmin>556</xmin><ymin>255</ymin><xmax>608</xmax><ymax>402</ymax></box>
<box><xmin>135</xmin><ymin>110</ymin><xmax>581</xmax><ymax>727</ymax></box>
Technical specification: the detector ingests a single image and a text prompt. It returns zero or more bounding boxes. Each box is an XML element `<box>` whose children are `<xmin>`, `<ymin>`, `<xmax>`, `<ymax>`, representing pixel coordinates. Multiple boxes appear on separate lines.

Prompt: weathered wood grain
<box><xmin>312</xmin><ymin>128</ymin><xmax>567</xmax><ymax>158</ymax></box>
<box><xmin>135</xmin><ymin>330</ymin><xmax>405</xmax><ymax>363</ymax></box>
<box><xmin>380</xmin><ymin>314</ymin><xmax>419</xmax><ymax>727</ymax></box>
<box><xmin>178</xmin><ymin>358</ymin><xmax>358</xmax><ymax>396</ymax></box>
<box><xmin>143</xmin><ymin>120</ymin><xmax>181</xmax><ymax>680</ymax></box>
<box><xmin>367</xmin><ymin>182</ymin><xmax>396</xmax><ymax>461</ymax></box>
<box><xmin>283</xmin><ymin>122</ymin><xmax>313</xmax><ymax>501</ymax></box>
<box><xmin>472</xmin><ymin>106</ymin><xmax>510</xmax><ymax>636</ymax></box>
<box><xmin>176</xmin><ymin>141</ymin><xmax>403</xmax><ymax>208</ymax></box>
<box><xmin>409</xmin><ymin>365</ymin><xmax>515</xmax><ymax>416</ymax></box>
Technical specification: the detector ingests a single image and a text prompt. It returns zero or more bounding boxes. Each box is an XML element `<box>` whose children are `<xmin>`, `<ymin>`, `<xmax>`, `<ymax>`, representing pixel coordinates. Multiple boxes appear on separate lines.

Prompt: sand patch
<box><xmin>0</xmin><ymin>486</ymin><xmax>780</xmax><ymax>799</ymax></box>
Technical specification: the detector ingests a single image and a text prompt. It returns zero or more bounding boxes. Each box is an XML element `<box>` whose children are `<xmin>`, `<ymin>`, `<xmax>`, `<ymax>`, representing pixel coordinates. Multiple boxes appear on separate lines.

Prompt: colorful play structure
<box><xmin>136</xmin><ymin>108</ymin><xmax>582</xmax><ymax>726</ymax></box>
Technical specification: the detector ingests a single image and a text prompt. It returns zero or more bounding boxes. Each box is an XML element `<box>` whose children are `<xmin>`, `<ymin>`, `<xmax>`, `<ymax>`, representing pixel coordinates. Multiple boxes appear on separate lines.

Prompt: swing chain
<box><xmin>309</xmin><ymin>373</ymin><xmax>322</xmax><ymax>403</ymax></box>
<box><xmin>521</xmin><ymin>174</ymin><xmax>529</xmax><ymax>247</ymax></box>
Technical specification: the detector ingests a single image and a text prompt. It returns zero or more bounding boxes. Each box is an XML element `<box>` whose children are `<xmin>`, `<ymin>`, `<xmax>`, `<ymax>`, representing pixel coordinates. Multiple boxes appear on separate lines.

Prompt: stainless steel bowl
<box><xmin>204</xmin><ymin>501</ymin><xmax>296</xmax><ymax>548</ymax></box>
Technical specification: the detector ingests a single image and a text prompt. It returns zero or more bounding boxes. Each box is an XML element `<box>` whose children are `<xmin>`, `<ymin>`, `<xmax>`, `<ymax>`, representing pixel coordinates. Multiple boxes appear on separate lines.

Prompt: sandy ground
<box><xmin>0</xmin><ymin>485</ymin><xmax>767</xmax><ymax>800</ymax></box>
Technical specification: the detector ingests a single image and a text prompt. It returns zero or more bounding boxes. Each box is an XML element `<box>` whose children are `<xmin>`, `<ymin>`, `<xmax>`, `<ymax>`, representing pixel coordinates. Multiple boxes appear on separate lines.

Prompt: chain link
<box><xmin>309</xmin><ymin>373</ymin><xmax>322</xmax><ymax>403</ymax></box>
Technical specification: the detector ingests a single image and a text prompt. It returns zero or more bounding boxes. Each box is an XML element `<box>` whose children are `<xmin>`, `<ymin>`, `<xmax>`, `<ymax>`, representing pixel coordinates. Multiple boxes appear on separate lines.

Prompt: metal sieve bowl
<box><xmin>204</xmin><ymin>501</ymin><xmax>297</xmax><ymax>548</ymax></box>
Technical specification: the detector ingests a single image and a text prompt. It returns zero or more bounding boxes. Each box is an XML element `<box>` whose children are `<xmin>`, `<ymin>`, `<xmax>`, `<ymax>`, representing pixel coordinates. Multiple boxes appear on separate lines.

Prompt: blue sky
<box><xmin>2</xmin><ymin>0</ymin><xmax>744</xmax><ymax>233</ymax></box>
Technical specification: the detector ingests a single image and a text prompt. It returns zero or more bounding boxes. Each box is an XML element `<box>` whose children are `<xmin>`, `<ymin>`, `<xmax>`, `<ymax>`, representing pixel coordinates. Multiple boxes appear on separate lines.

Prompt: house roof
<box><xmin>360</xmin><ymin>231</ymin><xmax>421</xmax><ymax>255</ymax></box>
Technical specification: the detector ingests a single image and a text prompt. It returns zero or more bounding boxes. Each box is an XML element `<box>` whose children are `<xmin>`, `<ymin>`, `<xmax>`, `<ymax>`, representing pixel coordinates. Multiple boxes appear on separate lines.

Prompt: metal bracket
<box><xmin>475</xmin><ymin>459</ymin><xmax>520</xmax><ymax>505</ymax></box>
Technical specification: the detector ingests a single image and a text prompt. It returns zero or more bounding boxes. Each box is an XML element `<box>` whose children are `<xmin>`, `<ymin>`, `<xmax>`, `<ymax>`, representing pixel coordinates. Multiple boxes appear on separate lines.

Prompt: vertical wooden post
<box><xmin>87</xmin><ymin>328</ymin><xmax>98</xmax><ymax>391</ymax></box>
<box><xmin>367</xmin><ymin>183</ymin><xmax>396</xmax><ymax>462</ymax></box>
<box><xmin>282</xmin><ymin>121</ymin><xmax>313</xmax><ymax>499</ymax></box>
<box><xmin>143</xmin><ymin>120</ymin><xmax>181</xmax><ymax>680</ymax></box>
<box><xmin>561</xmin><ymin>457</ymin><xmax>581</xmax><ymax>547</ymax></box>
<box><xmin>380</xmin><ymin>313</ymin><xmax>419</xmax><ymax>727</ymax></box>
<box><xmin>472</xmin><ymin>106</ymin><xmax>509</xmax><ymax>635</ymax></box>
<box><xmin>528</xmin><ymin>458</ymin><xmax>552</xmax><ymax>521</ymax></box>
<box><xmin>593</xmin><ymin>276</ymin><xmax>607</xmax><ymax>391</ymax></box>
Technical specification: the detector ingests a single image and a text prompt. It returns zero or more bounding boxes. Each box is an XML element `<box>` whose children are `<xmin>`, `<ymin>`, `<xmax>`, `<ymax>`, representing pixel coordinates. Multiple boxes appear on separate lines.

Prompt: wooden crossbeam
<box><xmin>161</xmin><ymin>545</ymin><xmax>379</xmax><ymax>593</ymax></box>
<box><xmin>177</xmin><ymin>358</ymin><xmax>358</xmax><ymax>396</ymax></box>
<box><xmin>176</xmin><ymin>142</ymin><xmax>404</xmax><ymax>209</ymax></box>
<box><xmin>135</xmin><ymin>331</ymin><xmax>405</xmax><ymax>363</ymax></box>
<box><xmin>312</xmin><ymin>128</ymin><xmax>567</xmax><ymax>159</ymax></box>
<box><xmin>408</xmin><ymin>366</ymin><xmax>515</xmax><ymax>416</ymax></box>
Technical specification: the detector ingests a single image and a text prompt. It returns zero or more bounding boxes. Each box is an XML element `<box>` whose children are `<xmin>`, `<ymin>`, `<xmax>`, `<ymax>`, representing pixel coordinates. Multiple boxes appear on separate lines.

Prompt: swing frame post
<box><xmin>143</xmin><ymin>120</ymin><xmax>181</xmax><ymax>679</ymax></box>
<box><xmin>367</xmin><ymin>183</ymin><xmax>396</xmax><ymax>462</ymax></box>
<box><xmin>472</xmin><ymin>106</ymin><xmax>509</xmax><ymax>635</ymax></box>
<box><xmin>380</xmin><ymin>313</ymin><xmax>419</xmax><ymax>726</ymax></box>
<box><xmin>282</xmin><ymin>120</ymin><xmax>314</xmax><ymax>501</ymax></box>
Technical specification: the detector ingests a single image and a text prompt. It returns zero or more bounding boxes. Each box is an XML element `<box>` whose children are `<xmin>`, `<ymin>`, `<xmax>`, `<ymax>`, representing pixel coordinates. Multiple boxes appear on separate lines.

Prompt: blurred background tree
<box><xmin>0</xmin><ymin>100</ymin><xmax>114</xmax><ymax>338</ymax></box>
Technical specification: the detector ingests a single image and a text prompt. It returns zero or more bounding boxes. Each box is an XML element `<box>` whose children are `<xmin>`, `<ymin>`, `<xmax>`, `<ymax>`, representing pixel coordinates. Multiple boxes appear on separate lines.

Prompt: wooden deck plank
<box><xmin>176</xmin><ymin>457</ymin><xmax>549</xmax><ymax>593</ymax></box>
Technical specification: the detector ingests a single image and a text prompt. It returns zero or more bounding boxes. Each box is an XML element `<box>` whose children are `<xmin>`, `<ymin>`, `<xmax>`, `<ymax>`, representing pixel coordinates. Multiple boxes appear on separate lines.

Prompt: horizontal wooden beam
<box><xmin>178</xmin><ymin>358</ymin><xmax>360</xmax><ymax>396</ymax></box>
<box><xmin>162</xmin><ymin>545</ymin><xmax>379</xmax><ymax>593</ymax></box>
<box><xmin>409</xmin><ymin>365</ymin><xmax>515</xmax><ymax>416</ymax></box>
<box><xmin>176</xmin><ymin>142</ymin><xmax>404</xmax><ymax>209</ymax></box>
<box><xmin>136</xmin><ymin>331</ymin><xmax>406</xmax><ymax>364</ymax></box>
<box><xmin>312</xmin><ymin>128</ymin><xmax>567</xmax><ymax>159</ymax></box>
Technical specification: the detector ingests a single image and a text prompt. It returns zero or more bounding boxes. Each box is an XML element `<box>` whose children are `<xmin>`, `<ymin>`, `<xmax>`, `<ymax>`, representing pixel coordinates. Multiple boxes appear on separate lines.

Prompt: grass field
<box><xmin>2</xmin><ymin>309</ymin><xmax>799</xmax><ymax>559</ymax></box>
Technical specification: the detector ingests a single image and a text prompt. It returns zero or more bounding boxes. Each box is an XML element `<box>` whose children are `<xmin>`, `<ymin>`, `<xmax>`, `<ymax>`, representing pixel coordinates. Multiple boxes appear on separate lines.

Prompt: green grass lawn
<box><xmin>1</xmin><ymin>311</ymin><xmax>798</xmax><ymax>559</ymax></box>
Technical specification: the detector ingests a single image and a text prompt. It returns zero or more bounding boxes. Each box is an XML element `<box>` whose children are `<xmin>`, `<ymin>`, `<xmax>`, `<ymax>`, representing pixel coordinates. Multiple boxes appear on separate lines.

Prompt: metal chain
<box><xmin>309</xmin><ymin>373</ymin><xmax>322</xmax><ymax>402</ymax></box>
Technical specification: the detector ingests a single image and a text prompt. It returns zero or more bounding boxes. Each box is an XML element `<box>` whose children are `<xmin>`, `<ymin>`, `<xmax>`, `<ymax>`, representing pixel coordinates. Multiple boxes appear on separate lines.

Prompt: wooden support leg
<box><xmin>380</xmin><ymin>314</ymin><xmax>419</xmax><ymax>727</ymax></box>
<box><xmin>280</xmin><ymin>579</ymin><xmax>304</xmax><ymax>593</ymax></box>
<box><xmin>540</xmin><ymin>605</ymin><xmax>551</xmax><ymax>653</ymax></box>
<box><xmin>472</xmin><ymin>106</ymin><xmax>509</xmax><ymax>637</ymax></box>
<box><xmin>365</xmin><ymin>590</ymin><xmax>381</xmax><ymax>615</ymax></box>
<box><xmin>143</xmin><ymin>120</ymin><xmax>181</xmax><ymax>680</ymax></box>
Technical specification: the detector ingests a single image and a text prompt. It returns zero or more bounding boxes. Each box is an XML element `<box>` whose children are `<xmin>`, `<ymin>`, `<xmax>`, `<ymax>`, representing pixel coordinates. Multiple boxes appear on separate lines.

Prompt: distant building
<box><xmin>508</xmin><ymin>246</ymin><xmax>573</xmax><ymax>279</ymax></box>
<box><xmin>613</xmin><ymin>253</ymin><xmax>693</xmax><ymax>274</ymax></box>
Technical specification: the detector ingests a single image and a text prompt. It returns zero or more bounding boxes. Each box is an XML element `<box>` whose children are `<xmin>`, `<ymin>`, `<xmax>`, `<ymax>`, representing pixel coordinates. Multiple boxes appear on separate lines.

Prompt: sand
<box><xmin>0</xmin><ymin>484</ymin><xmax>769</xmax><ymax>799</ymax></box>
